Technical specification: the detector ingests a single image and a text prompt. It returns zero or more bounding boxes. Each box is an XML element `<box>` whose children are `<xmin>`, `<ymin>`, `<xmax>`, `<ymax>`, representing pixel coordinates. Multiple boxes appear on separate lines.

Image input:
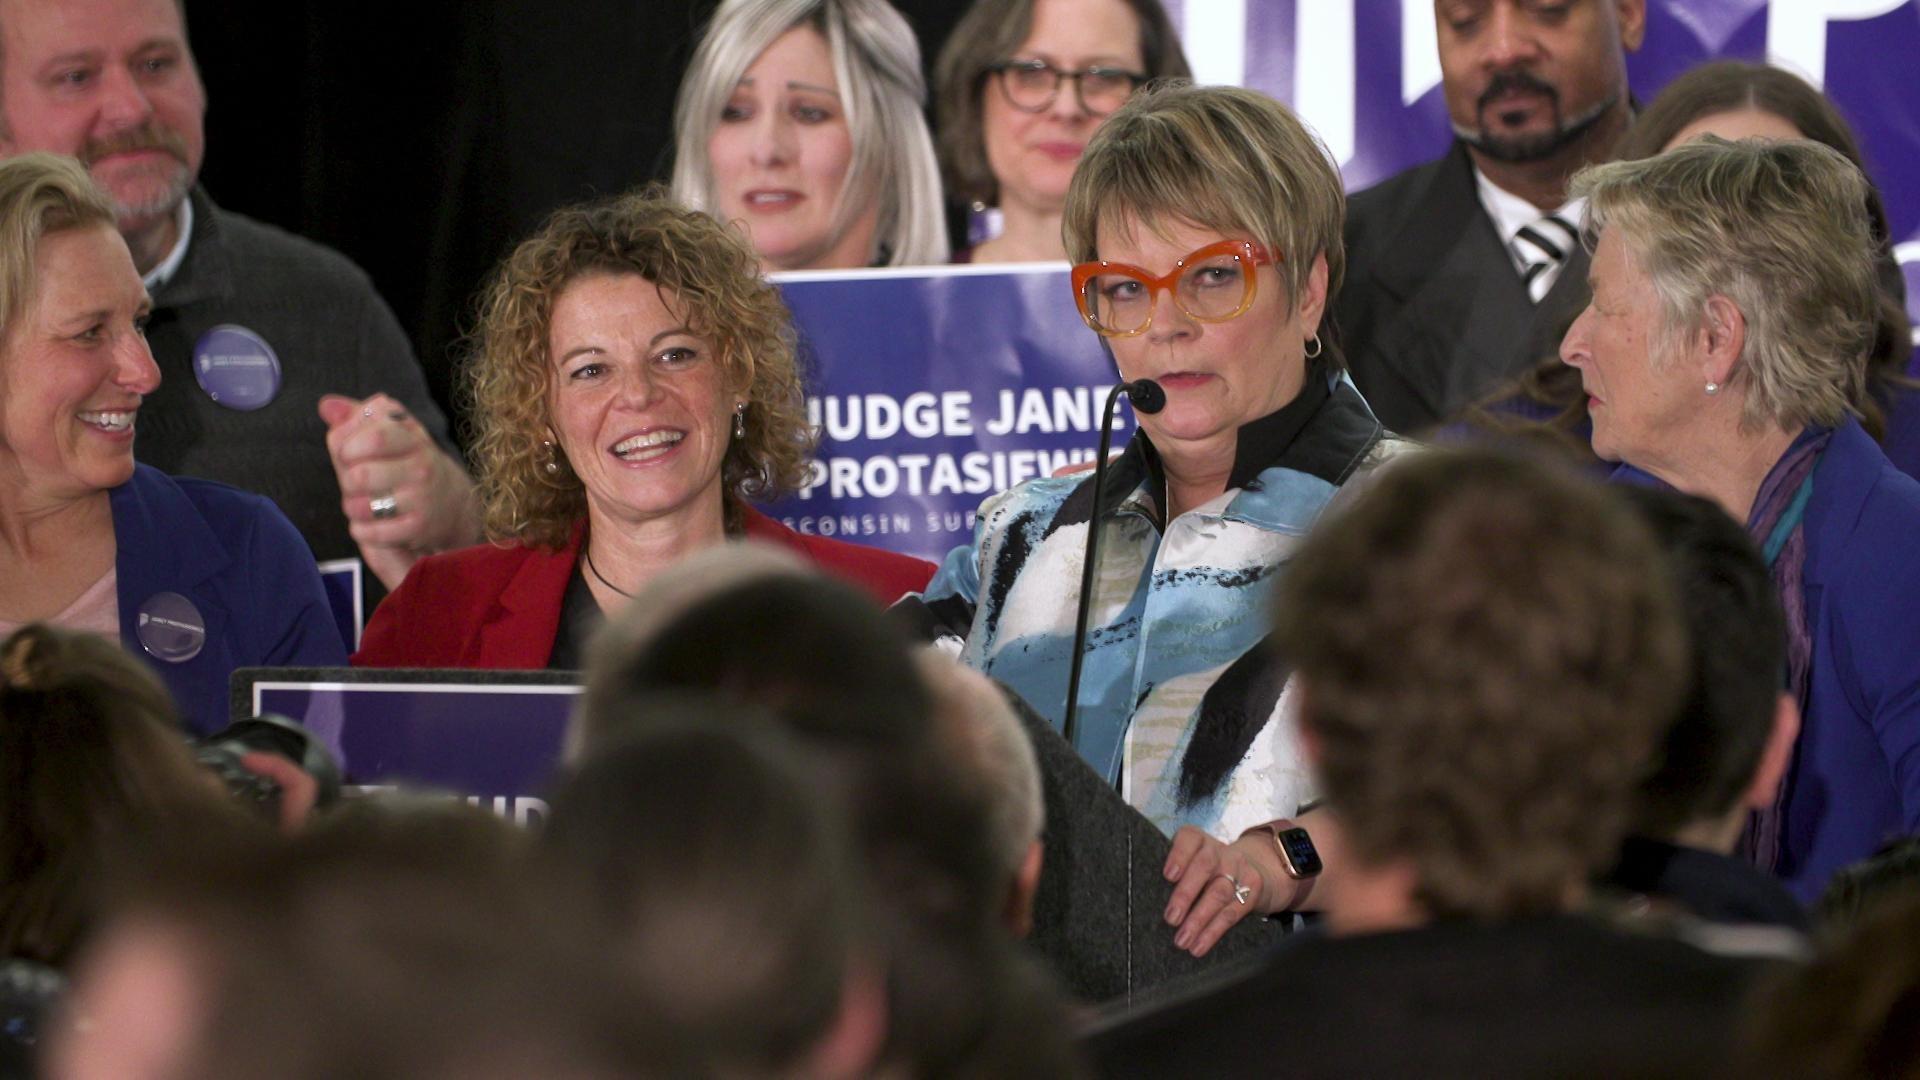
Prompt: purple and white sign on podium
<box><xmin>233</xmin><ymin>668</ymin><xmax>579</xmax><ymax>821</ymax></box>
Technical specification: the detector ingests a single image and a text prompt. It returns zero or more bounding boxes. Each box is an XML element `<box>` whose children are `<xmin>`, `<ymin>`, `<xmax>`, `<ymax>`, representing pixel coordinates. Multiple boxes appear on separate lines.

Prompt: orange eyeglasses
<box><xmin>1070</xmin><ymin>239</ymin><xmax>1277</xmax><ymax>338</ymax></box>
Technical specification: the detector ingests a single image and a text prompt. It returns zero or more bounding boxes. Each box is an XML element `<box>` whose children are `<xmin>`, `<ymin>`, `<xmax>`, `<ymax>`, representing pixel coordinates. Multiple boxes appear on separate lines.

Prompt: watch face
<box><xmin>1279</xmin><ymin>827</ymin><xmax>1323</xmax><ymax>877</ymax></box>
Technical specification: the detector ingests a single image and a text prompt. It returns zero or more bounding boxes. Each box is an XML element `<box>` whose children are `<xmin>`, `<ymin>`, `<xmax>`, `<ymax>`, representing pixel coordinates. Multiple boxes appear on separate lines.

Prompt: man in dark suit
<box><xmin>1336</xmin><ymin>0</ymin><xmax>1645</xmax><ymax>433</ymax></box>
<box><xmin>1083</xmin><ymin>450</ymin><xmax>1785</xmax><ymax>1078</ymax></box>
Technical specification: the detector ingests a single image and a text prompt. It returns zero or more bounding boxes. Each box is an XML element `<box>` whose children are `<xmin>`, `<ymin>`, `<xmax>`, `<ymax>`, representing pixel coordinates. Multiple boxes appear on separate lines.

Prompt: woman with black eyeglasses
<box><xmin>932</xmin><ymin>0</ymin><xmax>1189</xmax><ymax>263</ymax></box>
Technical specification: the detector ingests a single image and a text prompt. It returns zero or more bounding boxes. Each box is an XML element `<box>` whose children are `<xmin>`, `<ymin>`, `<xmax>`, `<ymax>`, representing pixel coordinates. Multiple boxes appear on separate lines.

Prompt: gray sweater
<box><xmin>137</xmin><ymin>188</ymin><xmax>454</xmax><ymax>564</ymax></box>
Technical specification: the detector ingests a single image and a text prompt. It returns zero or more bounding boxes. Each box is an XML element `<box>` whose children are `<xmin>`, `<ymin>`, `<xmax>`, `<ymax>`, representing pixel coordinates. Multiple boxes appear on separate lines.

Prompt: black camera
<box><xmin>192</xmin><ymin>713</ymin><xmax>342</xmax><ymax>819</ymax></box>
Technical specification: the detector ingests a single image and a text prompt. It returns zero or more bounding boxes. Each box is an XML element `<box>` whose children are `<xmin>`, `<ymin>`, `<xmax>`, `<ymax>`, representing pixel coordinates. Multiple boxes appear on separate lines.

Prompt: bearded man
<box><xmin>1334</xmin><ymin>0</ymin><xmax>1644</xmax><ymax>433</ymax></box>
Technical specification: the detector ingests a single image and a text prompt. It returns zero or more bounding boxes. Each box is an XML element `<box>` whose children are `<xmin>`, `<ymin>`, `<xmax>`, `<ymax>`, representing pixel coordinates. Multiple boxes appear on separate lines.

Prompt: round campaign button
<box><xmin>136</xmin><ymin>592</ymin><xmax>207</xmax><ymax>663</ymax></box>
<box><xmin>192</xmin><ymin>324</ymin><xmax>282</xmax><ymax>410</ymax></box>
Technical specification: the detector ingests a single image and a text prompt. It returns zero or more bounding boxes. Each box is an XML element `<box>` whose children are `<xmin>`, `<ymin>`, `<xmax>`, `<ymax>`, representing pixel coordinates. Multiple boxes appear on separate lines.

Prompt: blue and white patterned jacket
<box><xmin>901</xmin><ymin>370</ymin><xmax>1412</xmax><ymax>839</ymax></box>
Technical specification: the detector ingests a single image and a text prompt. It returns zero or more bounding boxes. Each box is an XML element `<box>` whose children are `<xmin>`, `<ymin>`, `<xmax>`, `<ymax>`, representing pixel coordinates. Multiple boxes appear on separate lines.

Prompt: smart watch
<box><xmin>1263</xmin><ymin>823</ymin><xmax>1323</xmax><ymax>879</ymax></box>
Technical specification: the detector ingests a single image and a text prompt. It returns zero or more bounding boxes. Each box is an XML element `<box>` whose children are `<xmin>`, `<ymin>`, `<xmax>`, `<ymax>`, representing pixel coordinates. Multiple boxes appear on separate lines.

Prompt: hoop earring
<box><xmin>733</xmin><ymin>402</ymin><xmax>748</xmax><ymax>440</ymax></box>
<box><xmin>1302</xmin><ymin>334</ymin><xmax>1323</xmax><ymax>360</ymax></box>
<box><xmin>1704</xmin><ymin>382</ymin><xmax>1721</xmax><ymax>396</ymax></box>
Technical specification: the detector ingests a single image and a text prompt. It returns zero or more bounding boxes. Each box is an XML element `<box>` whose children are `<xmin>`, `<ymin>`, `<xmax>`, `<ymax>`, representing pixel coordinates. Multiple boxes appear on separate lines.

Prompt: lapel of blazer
<box><xmin>1365</xmin><ymin>142</ymin><xmax>1579</xmax><ymax>423</ymax></box>
<box><xmin>1522</xmin><ymin>242</ymin><xmax>1592</xmax><ymax>368</ymax></box>
<box><xmin>1370</xmin><ymin>142</ymin><xmax>1491</xmax><ymax>302</ymax></box>
<box><xmin>472</xmin><ymin>533</ymin><xmax>580</xmax><ymax>669</ymax></box>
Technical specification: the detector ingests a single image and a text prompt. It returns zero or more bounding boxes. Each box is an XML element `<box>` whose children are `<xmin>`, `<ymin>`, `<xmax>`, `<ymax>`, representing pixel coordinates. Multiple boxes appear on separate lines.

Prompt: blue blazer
<box><xmin>1783</xmin><ymin>417</ymin><xmax>1920</xmax><ymax>899</ymax></box>
<box><xmin>110</xmin><ymin>464</ymin><xmax>346</xmax><ymax>736</ymax></box>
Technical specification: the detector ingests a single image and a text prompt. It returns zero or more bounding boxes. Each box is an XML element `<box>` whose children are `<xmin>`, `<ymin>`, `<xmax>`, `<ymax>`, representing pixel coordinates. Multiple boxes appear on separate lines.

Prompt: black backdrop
<box><xmin>189</xmin><ymin>0</ymin><xmax>966</xmax><ymax>446</ymax></box>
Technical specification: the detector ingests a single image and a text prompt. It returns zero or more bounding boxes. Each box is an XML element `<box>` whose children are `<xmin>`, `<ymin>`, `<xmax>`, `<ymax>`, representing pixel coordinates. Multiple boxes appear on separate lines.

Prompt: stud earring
<box><xmin>1704</xmin><ymin>382</ymin><xmax>1721</xmax><ymax>396</ymax></box>
<box><xmin>733</xmin><ymin>402</ymin><xmax>748</xmax><ymax>440</ymax></box>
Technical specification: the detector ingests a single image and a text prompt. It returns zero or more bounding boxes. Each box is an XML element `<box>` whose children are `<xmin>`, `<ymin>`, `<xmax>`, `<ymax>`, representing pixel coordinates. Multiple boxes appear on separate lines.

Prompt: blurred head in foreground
<box><xmin>1275</xmin><ymin>449</ymin><xmax>1686</xmax><ymax>926</ymax></box>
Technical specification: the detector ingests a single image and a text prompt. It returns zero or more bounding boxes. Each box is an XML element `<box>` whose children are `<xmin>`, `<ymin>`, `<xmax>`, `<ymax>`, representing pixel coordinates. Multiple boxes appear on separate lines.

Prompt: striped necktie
<box><xmin>1513</xmin><ymin>214</ymin><xmax>1578</xmax><ymax>303</ymax></box>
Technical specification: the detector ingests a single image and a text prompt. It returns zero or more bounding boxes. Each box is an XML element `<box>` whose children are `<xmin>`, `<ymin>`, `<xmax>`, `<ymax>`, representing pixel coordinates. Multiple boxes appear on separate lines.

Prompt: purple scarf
<box><xmin>1737</xmin><ymin>426</ymin><xmax>1832</xmax><ymax>872</ymax></box>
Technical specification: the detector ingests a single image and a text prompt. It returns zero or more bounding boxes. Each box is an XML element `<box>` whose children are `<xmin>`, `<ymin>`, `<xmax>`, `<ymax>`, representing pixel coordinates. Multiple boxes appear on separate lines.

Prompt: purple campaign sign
<box><xmin>764</xmin><ymin>265</ymin><xmax>1131</xmax><ymax>561</ymax></box>
<box><xmin>316</xmin><ymin>558</ymin><xmax>363</xmax><ymax>653</ymax></box>
<box><xmin>250</xmin><ymin>679</ymin><xmax>579</xmax><ymax>804</ymax></box>
<box><xmin>752</xmin><ymin>4</ymin><xmax>1918</xmax><ymax>563</ymax></box>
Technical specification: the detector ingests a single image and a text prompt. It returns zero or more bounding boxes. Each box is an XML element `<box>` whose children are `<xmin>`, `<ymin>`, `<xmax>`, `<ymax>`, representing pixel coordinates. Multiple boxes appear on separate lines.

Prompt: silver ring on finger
<box><xmin>1220</xmin><ymin>872</ymin><xmax>1251</xmax><ymax>906</ymax></box>
<box><xmin>369</xmin><ymin>493</ymin><xmax>400</xmax><ymax>520</ymax></box>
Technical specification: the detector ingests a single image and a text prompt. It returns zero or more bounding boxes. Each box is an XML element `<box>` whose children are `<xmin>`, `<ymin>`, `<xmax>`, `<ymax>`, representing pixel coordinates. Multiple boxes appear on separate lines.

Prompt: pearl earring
<box><xmin>1704</xmin><ymin>382</ymin><xmax>1721</xmax><ymax>396</ymax></box>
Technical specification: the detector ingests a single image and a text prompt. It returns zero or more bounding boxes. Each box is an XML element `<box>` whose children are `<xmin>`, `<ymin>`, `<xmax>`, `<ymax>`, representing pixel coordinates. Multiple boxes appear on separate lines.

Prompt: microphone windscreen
<box><xmin>1126</xmin><ymin>379</ymin><xmax>1166</xmax><ymax>415</ymax></box>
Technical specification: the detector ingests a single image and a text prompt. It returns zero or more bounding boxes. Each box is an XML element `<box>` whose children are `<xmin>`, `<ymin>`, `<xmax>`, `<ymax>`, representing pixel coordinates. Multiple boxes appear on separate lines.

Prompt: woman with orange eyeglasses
<box><xmin>899</xmin><ymin>82</ymin><xmax>1411</xmax><ymax>918</ymax></box>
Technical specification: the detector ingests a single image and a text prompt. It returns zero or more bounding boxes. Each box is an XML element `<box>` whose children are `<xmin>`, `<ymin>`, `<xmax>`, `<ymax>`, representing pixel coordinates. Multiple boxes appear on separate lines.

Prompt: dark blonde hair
<box><xmin>1276</xmin><ymin>450</ymin><xmax>1687</xmax><ymax>919</ymax></box>
<box><xmin>0</xmin><ymin>153</ymin><xmax>116</xmax><ymax>338</ymax></box>
<box><xmin>1062</xmin><ymin>82</ymin><xmax>1346</xmax><ymax>359</ymax></box>
<box><xmin>463</xmin><ymin>187</ymin><xmax>814</xmax><ymax>547</ymax></box>
<box><xmin>932</xmin><ymin>0</ymin><xmax>1191</xmax><ymax>208</ymax></box>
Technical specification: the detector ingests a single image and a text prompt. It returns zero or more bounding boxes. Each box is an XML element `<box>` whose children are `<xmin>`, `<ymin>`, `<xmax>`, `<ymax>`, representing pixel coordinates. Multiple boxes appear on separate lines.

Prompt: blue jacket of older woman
<box><xmin>110</xmin><ymin>463</ymin><xmax>347</xmax><ymax>738</ymax></box>
<box><xmin>1785</xmin><ymin>415</ymin><xmax>1920</xmax><ymax>900</ymax></box>
<box><xmin>1612</xmin><ymin>416</ymin><xmax>1920</xmax><ymax>901</ymax></box>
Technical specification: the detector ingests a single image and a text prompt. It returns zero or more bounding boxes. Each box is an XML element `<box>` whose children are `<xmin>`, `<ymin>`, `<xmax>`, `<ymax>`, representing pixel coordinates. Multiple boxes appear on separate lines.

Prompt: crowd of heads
<box><xmin>13</xmin><ymin>441</ymin><xmax>1920</xmax><ymax>1074</ymax></box>
<box><xmin>7</xmin><ymin>547</ymin><xmax>1084</xmax><ymax>1076</ymax></box>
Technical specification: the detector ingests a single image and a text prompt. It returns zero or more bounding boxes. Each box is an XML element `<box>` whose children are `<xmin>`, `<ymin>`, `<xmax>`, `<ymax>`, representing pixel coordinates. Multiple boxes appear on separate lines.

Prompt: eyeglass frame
<box><xmin>987</xmin><ymin>58</ymin><xmax>1146</xmax><ymax>116</ymax></box>
<box><xmin>1070</xmin><ymin>239</ymin><xmax>1279</xmax><ymax>339</ymax></box>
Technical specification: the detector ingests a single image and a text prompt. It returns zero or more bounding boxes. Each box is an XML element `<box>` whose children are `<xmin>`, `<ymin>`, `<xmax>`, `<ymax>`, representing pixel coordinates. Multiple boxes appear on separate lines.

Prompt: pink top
<box><xmin>0</xmin><ymin>565</ymin><xmax>119</xmax><ymax>641</ymax></box>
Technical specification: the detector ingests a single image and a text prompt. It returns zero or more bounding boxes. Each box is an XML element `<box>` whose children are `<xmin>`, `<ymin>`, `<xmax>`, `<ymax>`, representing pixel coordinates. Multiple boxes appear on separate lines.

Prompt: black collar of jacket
<box><xmin>1047</xmin><ymin>361</ymin><xmax>1371</xmax><ymax>538</ymax></box>
<box><xmin>150</xmin><ymin>186</ymin><xmax>233</xmax><ymax>310</ymax></box>
<box><xmin>1606</xmin><ymin>835</ymin><xmax>1811</xmax><ymax>932</ymax></box>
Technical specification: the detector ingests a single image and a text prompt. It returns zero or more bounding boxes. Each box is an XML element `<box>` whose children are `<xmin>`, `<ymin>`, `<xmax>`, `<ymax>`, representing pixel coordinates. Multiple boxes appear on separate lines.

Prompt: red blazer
<box><xmin>353</xmin><ymin>508</ymin><xmax>935</xmax><ymax>669</ymax></box>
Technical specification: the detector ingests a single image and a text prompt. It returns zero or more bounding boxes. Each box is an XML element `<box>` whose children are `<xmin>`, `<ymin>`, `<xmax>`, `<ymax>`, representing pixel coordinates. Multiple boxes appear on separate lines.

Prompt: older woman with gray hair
<box><xmin>1559</xmin><ymin>136</ymin><xmax>1920</xmax><ymax>902</ymax></box>
<box><xmin>670</xmin><ymin>0</ymin><xmax>948</xmax><ymax>270</ymax></box>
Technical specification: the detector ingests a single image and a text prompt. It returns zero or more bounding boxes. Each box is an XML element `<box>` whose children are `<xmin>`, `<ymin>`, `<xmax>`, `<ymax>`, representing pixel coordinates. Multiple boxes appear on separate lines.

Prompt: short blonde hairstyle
<box><xmin>669</xmin><ymin>0</ymin><xmax>948</xmax><ymax>267</ymax></box>
<box><xmin>1572</xmin><ymin>137</ymin><xmax>1877</xmax><ymax>432</ymax></box>
<box><xmin>1062</xmin><ymin>82</ymin><xmax>1346</xmax><ymax>360</ymax></box>
<box><xmin>463</xmin><ymin>187</ymin><xmax>813</xmax><ymax>549</ymax></box>
<box><xmin>0</xmin><ymin>153</ymin><xmax>116</xmax><ymax>337</ymax></box>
